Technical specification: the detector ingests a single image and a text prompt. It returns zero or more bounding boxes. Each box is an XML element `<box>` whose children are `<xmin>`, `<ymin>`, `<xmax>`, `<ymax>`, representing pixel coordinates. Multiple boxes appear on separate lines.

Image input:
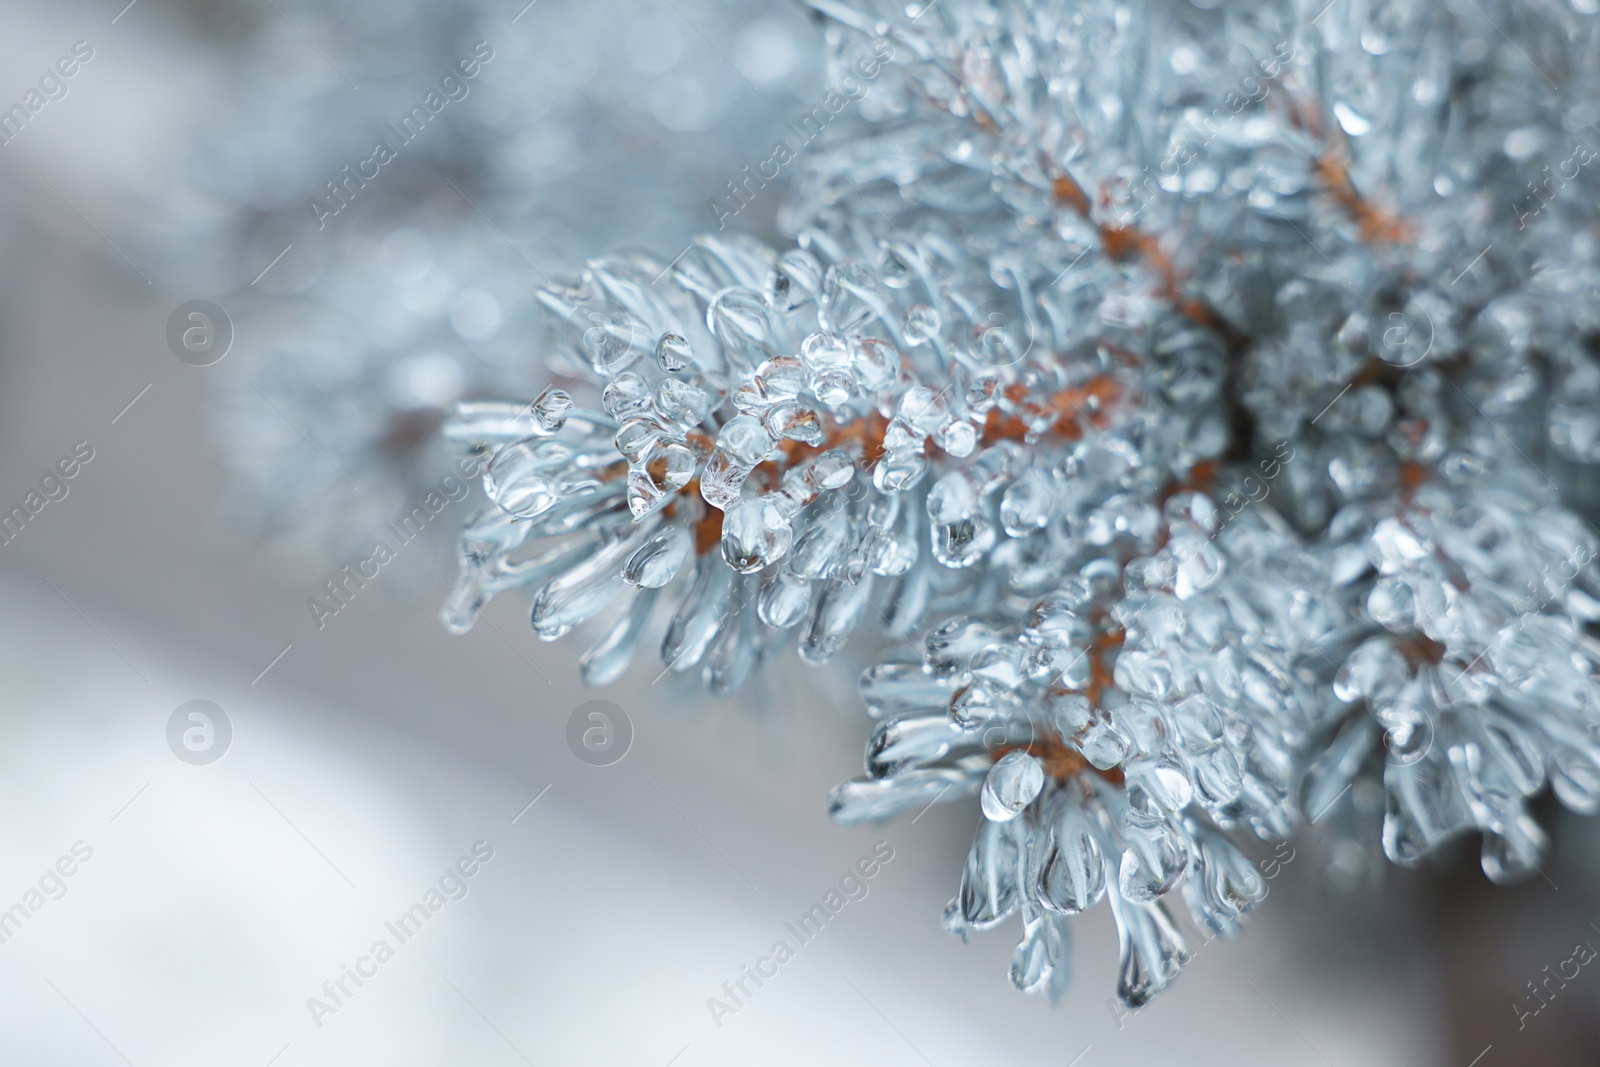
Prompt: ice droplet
<box><xmin>624</xmin><ymin>525</ymin><xmax>691</xmax><ymax>588</ymax></box>
<box><xmin>601</xmin><ymin>372</ymin><xmax>652</xmax><ymax>418</ymax></box>
<box><xmin>903</xmin><ymin>304</ymin><xmax>941</xmax><ymax>345</ymax></box>
<box><xmin>1037</xmin><ymin>811</ymin><xmax>1107</xmax><ymax>914</ymax></box>
<box><xmin>960</xmin><ymin>817</ymin><xmax>1020</xmax><ymax>928</ymax></box>
<box><xmin>655</xmin><ymin>332</ymin><xmax>693</xmax><ymax>373</ymax></box>
<box><xmin>981</xmin><ymin>751</ymin><xmax>1045</xmax><ymax>821</ymax></box>
<box><xmin>485</xmin><ymin>440</ymin><xmax>571</xmax><ymax>518</ymax></box>
<box><xmin>531</xmin><ymin>388</ymin><xmax>573</xmax><ymax>433</ymax></box>
<box><xmin>1118</xmin><ymin>809</ymin><xmax>1190</xmax><ymax>903</ymax></box>
<box><xmin>1367</xmin><ymin>577</ymin><xmax>1417</xmax><ymax>632</ymax></box>
<box><xmin>707</xmin><ymin>288</ymin><xmax>773</xmax><ymax>370</ymax></box>
<box><xmin>1001</xmin><ymin>468</ymin><xmax>1054</xmax><ymax>535</ymax></box>
<box><xmin>699</xmin><ymin>416</ymin><xmax>772</xmax><ymax>510</ymax></box>
<box><xmin>721</xmin><ymin>497</ymin><xmax>794</xmax><ymax>573</ymax></box>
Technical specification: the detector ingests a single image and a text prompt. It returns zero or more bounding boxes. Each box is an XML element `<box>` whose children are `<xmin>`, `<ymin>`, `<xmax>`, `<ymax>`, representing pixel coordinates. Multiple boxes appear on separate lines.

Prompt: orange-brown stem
<box><xmin>1082</xmin><ymin>628</ymin><xmax>1126</xmax><ymax>707</ymax></box>
<box><xmin>1159</xmin><ymin>459</ymin><xmax>1221</xmax><ymax>508</ymax></box>
<box><xmin>1397</xmin><ymin>633</ymin><xmax>1446</xmax><ymax>668</ymax></box>
<box><xmin>991</xmin><ymin>730</ymin><xmax>1127</xmax><ymax>786</ymax></box>
<box><xmin>1314</xmin><ymin>155</ymin><xmax>1412</xmax><ymax>244</ymax></box>
<box><xmin>1398</xmin><ymin>459</ymin><xmax>1429</xmax><ymax>494</ymax></box>
<box><xmin>1052</xmin><ymin>173</ymin><xmax>1092</xmax><ymax>216</ymax></box>
<box><xmin>680</xmin><ymin>376</ymin><xmax>1124</xmax><ymax>554</ymax></box>
<box><xmin>691</xmin><ymin>490</ymin><xmax>723</xmax><ymax>555</ymax></box>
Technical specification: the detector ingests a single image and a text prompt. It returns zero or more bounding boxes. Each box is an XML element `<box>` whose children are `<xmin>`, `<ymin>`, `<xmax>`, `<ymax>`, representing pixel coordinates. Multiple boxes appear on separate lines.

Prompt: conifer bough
<box><xmin>438</xmin><ymin>0</ymin><xmax>1600</xmax><ymax>1006</ymax></box>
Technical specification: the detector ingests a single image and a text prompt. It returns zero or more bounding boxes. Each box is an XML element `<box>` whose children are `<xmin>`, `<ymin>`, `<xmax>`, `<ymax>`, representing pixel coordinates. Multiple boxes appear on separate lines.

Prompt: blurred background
<box><xmin>0</xmin><ymin>1</ymin><xmax>1594</xmax><ymax>1064</ymax></box>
